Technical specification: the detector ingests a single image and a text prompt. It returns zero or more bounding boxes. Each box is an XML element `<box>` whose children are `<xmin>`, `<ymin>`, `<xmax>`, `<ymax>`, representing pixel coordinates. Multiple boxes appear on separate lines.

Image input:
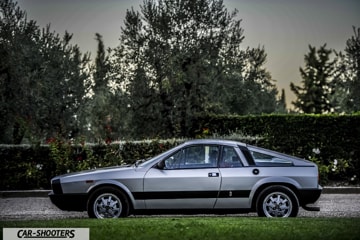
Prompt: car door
<box><xmin>215</xmin><ymin>145</ymin><xmax>259</xmax><ymax>209</ymax></box>
<box><xmin>143</xmin><ymin>145</ymin><xmax>221</xmax><ymax>209</ymax></box>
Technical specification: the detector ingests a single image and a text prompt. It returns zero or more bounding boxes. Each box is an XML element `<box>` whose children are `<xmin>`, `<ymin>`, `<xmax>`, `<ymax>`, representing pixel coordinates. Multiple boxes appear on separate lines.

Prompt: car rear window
<box><xmin>250</xmin><ymin>150</ymin><xmax>293</xmax><ymax>166</ymax></box>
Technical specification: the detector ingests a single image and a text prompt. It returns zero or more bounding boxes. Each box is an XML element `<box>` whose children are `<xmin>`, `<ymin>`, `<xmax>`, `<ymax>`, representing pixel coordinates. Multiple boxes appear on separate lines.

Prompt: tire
<box><xmin>256</xmin><ymin>185</ymin><xmax>299</xmax><ymax>218</ymax></box>
<box><xmin>87</xmin><ymin>186</ymin><xmax>130</xmax><ymax>219</ymax></box>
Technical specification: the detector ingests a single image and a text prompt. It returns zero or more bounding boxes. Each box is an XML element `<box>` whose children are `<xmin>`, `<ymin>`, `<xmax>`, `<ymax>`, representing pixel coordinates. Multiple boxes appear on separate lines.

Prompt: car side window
<box><xmin>163</xmin><ymin>149</ymin><xmax>184</xmax><ymax>169</ymax></box>
<box><xmin>163</xmin><ymin>145</ymin><xmax>219</xmax><ymax>169</ymax></box>
<box><xmin>220</xmin><ymin>146</ymin><xmax>242</xmax><ymax>168</ymax></box>
<box><xmin>250</xmin><ymin>150</ymin><xmax>293</xmax><ymax>166</ymax></box>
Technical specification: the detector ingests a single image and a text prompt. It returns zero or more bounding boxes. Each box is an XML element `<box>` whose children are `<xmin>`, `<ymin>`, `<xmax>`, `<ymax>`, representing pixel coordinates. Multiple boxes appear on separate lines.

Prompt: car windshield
<box><xmin>134</xmin><ymin>143</ymin><xmax>185</xmax><ymax>168</ymax></box>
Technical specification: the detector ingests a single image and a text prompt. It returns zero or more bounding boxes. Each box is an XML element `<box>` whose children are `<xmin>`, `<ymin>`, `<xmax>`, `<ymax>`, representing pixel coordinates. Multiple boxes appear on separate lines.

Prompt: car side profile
<box><xmin>49</xmin><ymin>139</ymin><xmax>322</xmax><ymax>218</ymax></box>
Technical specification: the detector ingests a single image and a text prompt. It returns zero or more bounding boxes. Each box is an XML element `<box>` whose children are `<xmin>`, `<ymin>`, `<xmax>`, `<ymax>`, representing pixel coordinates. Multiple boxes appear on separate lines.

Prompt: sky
<box><xmin>15</xmin><ymin>0</ymin><xmax>360</xmax><ymax>107</ymax></box>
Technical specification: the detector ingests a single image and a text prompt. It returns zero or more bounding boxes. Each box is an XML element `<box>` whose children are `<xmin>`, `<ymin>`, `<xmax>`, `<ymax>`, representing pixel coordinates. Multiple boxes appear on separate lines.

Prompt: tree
<box><xmin>224</xmin><ymin>46</ymin><xmax>278</xmax><ymax>115</ymax></box>
<box><xmin>0</xmin><ymin>0</ymin><xmax>37</xmax><ymax>143</ymax></box>
<box><xmin>87</xmin><ymin>33</ymin><xmax>132</xmax><ymax>142</ymax></box>
<box><xmin>290</xmin><ymin>44</ymin><xmax>336</xmax><ymax>114</ymax></box>
<box><xmin>35</xmin><ymin>30</ymin><xmax>91</xmax><ymax>141</ymax></box>
<box><xmin>345</xmin><ymin>27</ymin><xmax>360</xmax><ymax>112</ymax></box>
<box><xmin>335</xmin><ymin>26</ymin><xmax>360</xmax><ymax>113</ymax></box>
<box><xmin>113</xmin><ymin>0</ymin><xmax>278</xmax><ymax>138</ymax></box>
<box><xmin>87</xmin><ymin>33</ymin><xmax>113</xmax><ymax>142</ymax></box>
<box><xmin>276</xmin><ymin>89</ymin><xmax>287</xmax><ymax>113</ymax></box>
<box><xmin>0</xmin><ymin>0</ymin><xmax>90</xmax><ymax>143</ymax></box>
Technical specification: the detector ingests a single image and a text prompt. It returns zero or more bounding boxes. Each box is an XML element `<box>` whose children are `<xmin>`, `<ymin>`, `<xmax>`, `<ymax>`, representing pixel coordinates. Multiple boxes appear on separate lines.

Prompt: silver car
<box><xmin>49</xmin><ymin>139</ymin><xmax>322</xmax><ymax>218</ymax></box>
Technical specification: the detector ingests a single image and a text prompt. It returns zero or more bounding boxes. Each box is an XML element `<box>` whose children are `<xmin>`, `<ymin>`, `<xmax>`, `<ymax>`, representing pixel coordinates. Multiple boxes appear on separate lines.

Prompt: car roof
<box><xmin>183</xmin><ymin>139</ymin><xmax>247</xmax><ymax>147</ymax></box>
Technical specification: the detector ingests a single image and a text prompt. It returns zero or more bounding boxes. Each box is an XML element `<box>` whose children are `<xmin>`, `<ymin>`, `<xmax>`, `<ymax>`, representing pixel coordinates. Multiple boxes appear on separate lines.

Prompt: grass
<box><xmin>1</xmin><ymin>217</ymin><xmax>359</xmax><ymax>240</ymax></box>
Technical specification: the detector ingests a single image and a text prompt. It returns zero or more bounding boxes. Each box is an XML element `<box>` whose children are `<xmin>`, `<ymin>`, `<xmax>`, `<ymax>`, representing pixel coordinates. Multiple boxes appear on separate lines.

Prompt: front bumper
<box><xmin>49</xmin><ymin>191</ymin><xmax>87</xmax><ymax>211</ymax></box>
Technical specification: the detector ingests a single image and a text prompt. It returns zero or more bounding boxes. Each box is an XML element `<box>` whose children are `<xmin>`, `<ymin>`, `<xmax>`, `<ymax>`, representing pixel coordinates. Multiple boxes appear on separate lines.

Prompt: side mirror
<box><xmin>157</xmin><ymin>161</ymin><xmax>165</xmax><ymax>169</ymax></box>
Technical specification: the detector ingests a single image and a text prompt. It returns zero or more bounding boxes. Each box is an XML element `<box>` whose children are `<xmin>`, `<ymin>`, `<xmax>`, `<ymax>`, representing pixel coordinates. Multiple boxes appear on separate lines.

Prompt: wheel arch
<box><xmin>250</xmin><ymin>178</ymin><xmax>301</xmax><ymax>211</ymax></box>
<box><xmin>87</xmin><ymin>180</ymin><xmax>136</xmax><ymax>212</ymax></box>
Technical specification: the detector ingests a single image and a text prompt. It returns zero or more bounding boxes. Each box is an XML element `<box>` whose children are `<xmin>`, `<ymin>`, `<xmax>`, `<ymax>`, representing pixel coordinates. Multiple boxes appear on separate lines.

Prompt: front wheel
<box><xmin>256</xmin><ymin>185</ymin><xmax>299</xmax><ymax>217</ymax></box>
<box><xmin>87</xmin><ymin>187</ymin><xmax>130</xmax><ymax>219</ymax></box>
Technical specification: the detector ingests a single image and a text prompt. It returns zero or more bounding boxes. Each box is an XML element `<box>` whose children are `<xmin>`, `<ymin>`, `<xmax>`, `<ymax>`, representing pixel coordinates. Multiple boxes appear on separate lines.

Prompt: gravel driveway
<box><xmin>0</xmin><ymin>194</ymin><xmax>359</xmax><ymax>221</ymax></box>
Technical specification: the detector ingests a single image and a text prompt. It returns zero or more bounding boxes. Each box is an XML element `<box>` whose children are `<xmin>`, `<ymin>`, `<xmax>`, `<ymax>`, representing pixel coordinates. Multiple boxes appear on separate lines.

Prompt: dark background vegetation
<box><xmin>1</xmin><ymin>114</ymin><xmax>359</xmax><ymax>190</ymax></box>
<box><xmin>1</xmin><ymin>0</ymin><xmax>359</xmax><ymax>189</ymax></box>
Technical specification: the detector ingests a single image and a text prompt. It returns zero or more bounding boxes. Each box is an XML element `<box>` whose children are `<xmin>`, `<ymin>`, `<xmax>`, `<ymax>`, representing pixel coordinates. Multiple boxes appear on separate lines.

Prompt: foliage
<box><xmin>344</xmin><ymin>27</ymin><xmax>360</xmax><ymax>112</ymax></box>
<box><xmin>290</xmin><ymin>44</ymin><xmax>337</xmax><ymax>113</ymax></box>
<box><xmin>309</xmin><ymin>149</ymin><xmax>351</xmax><ymax>184</ymax></box>
<box><xmin>0</xmin><ymin>139</ymin><xmax>182</xmax><ymax>190</ymax></box>
<box><xmin>1</xmin><ymin>1</ymin><xmax>359</xmax><ymax>142</ymax></box>
<box><xmin>0</xmin><ymin>0</ymin><xmax>91</xmax><ymax>144</ymax></box>
<box><xmin>0</xmin><ymin>144</ymin><xmax>51</xmax><ymax>189</ymax></box>
<box><xmin>334</xmin><ymin>26</ymin><xmax>360</xmax><ymax>113</ymax></box>
<box><xmin>291</xmin><ymin>27</ymin><xmax>360</xmax><ymax>114</ymax></box>
<box><xmin>1</xmin><ymin>114</ymin><xmax>359</xmax><ymax>189</ymax></box>
<box><xmin>112</xmin><ymin>0</ymin><xmax>279</xmax><ymax>139</ymax></box>
<box><xmin>0</xmin><ymin>2</ymin><xmax>359</xmax><ymax>189</ymax></box>
<box><xmin>86</xmin><ymin>33</ymin><xmax>116</xmax><ymax>142</ymax></box>
<box><xmin>1</xmin><ymin>218</ymin><xmax>360</xmax><ymax>240</ymax></box>
<box><xmin>276</xmin><ymin>89</ymin><xmax>287</xmax><ymax>113</ymax></box>
<box><xmin>47</xmin><ymin>137</ymin><xmax>127</xmax><ymax>176</ymax></box>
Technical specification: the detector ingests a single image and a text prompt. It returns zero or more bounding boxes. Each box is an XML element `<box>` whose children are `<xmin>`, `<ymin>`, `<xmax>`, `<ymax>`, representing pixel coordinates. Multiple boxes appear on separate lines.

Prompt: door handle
<box><xmin>208</xmin><ymin>172</ymin><xmax>219</xmax><ymax>177</ymax></box>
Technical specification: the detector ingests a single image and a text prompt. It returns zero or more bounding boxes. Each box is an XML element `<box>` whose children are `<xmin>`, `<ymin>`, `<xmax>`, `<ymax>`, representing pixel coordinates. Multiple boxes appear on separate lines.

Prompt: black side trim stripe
<box><xmin>133</xmin><ymin>191</ymin><xmax>216</xmax><ymax>199</ymax></box>
<box><xmin>133</xmin><ymin>191</ymin><xmax>250</xmax><ymax>200</ymax></box>
<box><xmin>218</xmin><ymin>190</ymin><xmax>250</xmax><ymax>198</ymax></box>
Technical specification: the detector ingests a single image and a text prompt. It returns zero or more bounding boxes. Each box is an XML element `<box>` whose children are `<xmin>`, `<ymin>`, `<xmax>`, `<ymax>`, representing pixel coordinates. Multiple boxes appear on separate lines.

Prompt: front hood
<box><xmin>52</xmin><ymin>164</ymin><xmax>132</xmax><ymax>180</ymax></box>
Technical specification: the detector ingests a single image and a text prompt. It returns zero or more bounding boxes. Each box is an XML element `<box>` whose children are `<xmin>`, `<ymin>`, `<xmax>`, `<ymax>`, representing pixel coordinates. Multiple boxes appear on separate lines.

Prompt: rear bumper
<box><xmin>49</xmin><ymin>192</ymin><xmax>87</xmax><ymax>211</ymax></box>
<box><xmin>298</xmin><ymin>185</ymin><xmax>323</xmax><ymax>211</ymax></box>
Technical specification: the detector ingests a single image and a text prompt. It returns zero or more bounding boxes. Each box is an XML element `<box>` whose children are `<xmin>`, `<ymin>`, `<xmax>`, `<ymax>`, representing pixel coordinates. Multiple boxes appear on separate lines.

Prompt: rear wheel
<box><xmin>87</xmin><ymin>186</ymin><xmax>130</xmax><ymax>219</ymax></box>
<box><xmin>256</xmin><ymin>185</ymin><xmax>299</xmax><ymax>217</ymax></box>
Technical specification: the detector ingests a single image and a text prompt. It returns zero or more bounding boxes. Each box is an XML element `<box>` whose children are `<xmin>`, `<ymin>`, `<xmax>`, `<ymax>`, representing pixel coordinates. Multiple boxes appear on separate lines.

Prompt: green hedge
<box><xmin>194</xmin><ymin>114</ymin><xmax>359</xmax><ymax>156</ymax></box>
<box><xmin>1</xmin><ymin>114</ymin><xmax>359</xmax><ymax>190</ymax></box>
<box><xmin>0</xmin><ymin>140</ymin><xmax>182</xmax><ymax>190</ymax></box>
<box><xmin>0</xmin><ymin>145</ymin><xmax>53</xmax><ymax>190</ymax></box>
